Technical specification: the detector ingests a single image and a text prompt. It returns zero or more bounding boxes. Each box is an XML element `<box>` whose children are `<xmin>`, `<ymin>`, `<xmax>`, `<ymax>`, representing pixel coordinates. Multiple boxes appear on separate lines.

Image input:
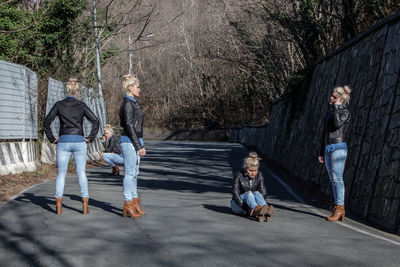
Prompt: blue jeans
<box><xmin>120</xmin><ymin>142</ymin><xmax>140</xmax><ymax>201</ymax></box>
<box><xmin>55</xmin><ymin>142</ymin><xmax>88</xmax><ymax>198</ymax></box>
<box><xmin>230</xmin><ymin>191</ymin><xmax>267</xmax><ymax>215</ymax></box>
<box><xmin>102</xmin><ymin>153</ymin><xmax>124</xmax><ymax>167</ymax></box>
<box><xmin>324</xmin><ymin>147</ymin><xmax>347</xmax><ymax>205</ymax></box>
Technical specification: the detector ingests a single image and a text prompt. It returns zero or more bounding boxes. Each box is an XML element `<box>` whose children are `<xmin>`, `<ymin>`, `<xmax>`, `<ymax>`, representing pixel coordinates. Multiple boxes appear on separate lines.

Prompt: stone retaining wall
<box><xmin>230</xmin><ymin>12</ymin><xmax>400</xmax><ymax>234</ymax></box>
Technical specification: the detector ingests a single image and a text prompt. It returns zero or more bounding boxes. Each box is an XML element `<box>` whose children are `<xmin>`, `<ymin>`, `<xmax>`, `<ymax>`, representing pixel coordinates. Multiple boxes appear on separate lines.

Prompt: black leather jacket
<box><xmin>232</xmin><ymin>171</ymin><xmax>267</xmax><ymax>208</ymax></box>
<box><xmin>102</xmin><ymin>134</ymin><xmax>122</xmax><ymax>154</ymax></box>
<box><xmin>319</xmin><ymin>104</ymin><xmax>350</xmax><ymax>156</ymax></box>
<box><xmin>119</xmin><ymin>97</ymin><xmax>144</xmax><ymax>150</ymax></box>
<box><xmin>44</xmin><ymin>97</ymin><xmax>100</xmax><ymax>143</ymax></box>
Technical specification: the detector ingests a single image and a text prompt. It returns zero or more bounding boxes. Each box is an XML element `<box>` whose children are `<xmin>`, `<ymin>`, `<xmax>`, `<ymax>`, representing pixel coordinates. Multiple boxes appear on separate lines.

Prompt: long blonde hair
<box><xmin>65</xmin><ymin>78</ymin><xmax>80</xmax><ymax>95</ymax></box>
<box><xmin>122</xmin><ymin>74</ymin><xmax>139</xmax><ymax>95</ymax></box>
<box><xmin>243</xmin><ymin>152</ymin><xmax>260</xmax><ymax>169</ymax></box>
<box><xmin>334</xmin><ymin>85</ymin><xmax>352</xmax><ymax>105</ymax></box>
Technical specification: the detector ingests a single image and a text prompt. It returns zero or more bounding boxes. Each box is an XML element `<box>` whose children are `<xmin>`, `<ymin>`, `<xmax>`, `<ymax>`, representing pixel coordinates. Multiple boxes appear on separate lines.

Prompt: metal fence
<box><xmin>0</xmin><ymin>59</ymin><xmax>38</xmax><ymax>140</ymax></box>
<box><xmin>45</xmin><ymin>78</ymin><xmax>106</xmax><ymax>139</ymax></box>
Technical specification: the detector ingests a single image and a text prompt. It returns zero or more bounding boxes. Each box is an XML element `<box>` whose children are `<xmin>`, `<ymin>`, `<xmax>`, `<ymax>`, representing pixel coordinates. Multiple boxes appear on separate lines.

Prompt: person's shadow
<box><xmin>65</xmin><ymin>194</ymin><xmax>122</xmax><ymax>216</ymax></box>
<box><xmin>15</xmin><ymin>193</ymin><xmax>55</xmax><ymax>213</ymax></box>
<box><xmin>14</xmin><ymin>193</ymin><xmax>123</xmax><ymax>216</ymax></box>
<box><xmin>202</xmin><ymin>204</ymin><xmax>232</xmax><ymax>215</ymax></box>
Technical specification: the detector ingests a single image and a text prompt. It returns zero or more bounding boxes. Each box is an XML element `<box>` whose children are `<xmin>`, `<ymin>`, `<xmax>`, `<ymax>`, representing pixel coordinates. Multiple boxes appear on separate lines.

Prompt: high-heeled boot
<box><xmin>56</xmin><ymin>198</ymin><xmax>63</xmax><ymax>215</ymax></box>
<box><xmin>111</xmin><ymin>166</ymin><xmax>120</xmax><ymax>175</ymax></box>
<box><xmin>265</xmin><ymin>204</ymin><xmax>275</xmax><ymax>222</ymax></box>
<box><xmin>133</xmin><ymin>198</ymin><xmax>146</xmax><ymax>215</ymax></box>
<box><xmin>82</xmin><ymin>198</ymin><xmax>89</xmax><ymax>215</ymax></box>
<box><xmin>250</xmin><ymin>205</ymin><xmax>267</xmax><ymax>217</ymax></box>
<box><xmin>327</xmin><ymin>205</ymin><xmax>345</xmax><ymax>221</ymax></box>
<box><xmin>122</xmin><ymin>200</ymin><xmax>141</xmax><ymax>218</ymax></box>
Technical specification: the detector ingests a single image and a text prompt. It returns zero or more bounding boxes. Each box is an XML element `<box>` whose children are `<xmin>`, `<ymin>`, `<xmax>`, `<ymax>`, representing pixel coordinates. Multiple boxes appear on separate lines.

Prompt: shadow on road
<box><xmin>65</xmin><ymin>194</ymin><xmax>123</xmax><ymax>216</ymax></box>
<box><xmin>202</xmin><ymin>204</ymin><xmax>232</xmax><ymax>215</ymax></box>
<box><xmin>271</xmin><ymin>203</ymin><xmax>326</xmax><ymax>219</ymax></box>
<box><xmin>14</xmin><ymin>193</ymin><xmax>55</xmax><ymax>213</ymax></box>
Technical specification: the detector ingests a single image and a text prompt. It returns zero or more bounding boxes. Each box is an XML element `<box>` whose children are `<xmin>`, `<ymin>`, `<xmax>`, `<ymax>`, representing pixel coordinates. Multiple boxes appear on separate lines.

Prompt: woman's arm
<box><xmin>232</xmin><ymin>172</ymin><xmax>244</xmax><ymax>207</ymax></box>
<box><xmin>122</xmin><ymin>102</ymin><xmax>143</xmax><ymax>150</ymax></box>
<box><xmin>84</xmin><ymin>104</ymin><xmax>100</xmax><ymax>142</ymax></box>
<box><xmin>332</xmin><ymin>105</ymin><xmax>350</xmax><ymax>129</ymax></box>
<box><xmin>103</xmin><ymin>138</ymin><xmax>111</xmax><ymax>153</ymax></box>
<box><xmin>257</xmin><ymin>172</ymin><xmax>268</xmax><ymax>200</ymax></box>
<box><xmin>43</xmin><ymin>104</ymin><xmax>59</xmax><ymax>144</ymax></box>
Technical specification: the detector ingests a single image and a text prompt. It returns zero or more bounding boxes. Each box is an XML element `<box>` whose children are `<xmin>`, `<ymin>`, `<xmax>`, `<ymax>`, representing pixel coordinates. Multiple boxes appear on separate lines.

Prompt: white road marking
<box><xmin>264</xmin><ymin>167</ymin><xmax>400</xmax><ymax>246</ymax></box>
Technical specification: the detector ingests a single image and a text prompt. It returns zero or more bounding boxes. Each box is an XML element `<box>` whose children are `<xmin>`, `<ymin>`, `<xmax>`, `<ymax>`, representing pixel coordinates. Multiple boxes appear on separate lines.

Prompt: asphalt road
<box><xmin>1</xmin><ymin>141</ymin><xmax>399</xmax><ymax>267</ymax></box>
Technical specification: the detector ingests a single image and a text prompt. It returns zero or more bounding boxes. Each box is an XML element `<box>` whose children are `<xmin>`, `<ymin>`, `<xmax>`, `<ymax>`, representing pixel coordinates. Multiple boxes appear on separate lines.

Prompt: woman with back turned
<box><xmin>119</xmin><ymin>74</ymin><xmax>146</xmax><ymax>218</ymax></box>
<box><xmin>44</xmin><ymin>78</ymin><xmax>99</xmax><ymax>215</ymax></box>
<box><xmin>318</xmin><ymin>85</ymin><xmax>351</xmax><ymax>222</ymax></box>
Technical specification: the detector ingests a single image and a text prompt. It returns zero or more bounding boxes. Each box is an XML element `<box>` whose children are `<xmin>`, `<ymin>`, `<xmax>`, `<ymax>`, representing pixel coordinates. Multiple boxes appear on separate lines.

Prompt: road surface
<box><xmin>0</xmin><ymin>141</ymin><xmax>399</xmax><ymax>266</ymax></box>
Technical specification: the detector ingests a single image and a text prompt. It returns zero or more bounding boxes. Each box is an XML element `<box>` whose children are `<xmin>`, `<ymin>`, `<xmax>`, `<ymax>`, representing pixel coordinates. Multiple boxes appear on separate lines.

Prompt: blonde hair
<box><xmin>104</xmin><ymin>124</ymin><xmax>114</xmax><ymax>134</ymax></box>
<box><xmin>65</xmin><ymin>78</ymin><xmax>80</xmax><ymax>95</ymax></box>
<box><xmin>243</xmin><ymin>152</ymin><xmax>260</xmax><ymax>169</ymax></box>
<box><xmin>122</xmin><ymin>74</ymin><xmax>139</xmax><ymax>94</ymax></box>
<box><xmin>334</xmin><ymin>85</ymin><xmax>351</xmax><ymax>105</ymax></box>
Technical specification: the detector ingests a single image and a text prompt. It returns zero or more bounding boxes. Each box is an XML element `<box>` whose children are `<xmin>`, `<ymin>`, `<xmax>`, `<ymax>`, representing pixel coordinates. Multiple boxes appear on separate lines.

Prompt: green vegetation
<box><xmin>0</xmin><ymin>0</ymin><xmax>399</xmax><ymax>130</ymax></box>
<box><xmin>0</xmin><ymin>0</ymin><xmax>86</xmax><ymax>77</ymax></box>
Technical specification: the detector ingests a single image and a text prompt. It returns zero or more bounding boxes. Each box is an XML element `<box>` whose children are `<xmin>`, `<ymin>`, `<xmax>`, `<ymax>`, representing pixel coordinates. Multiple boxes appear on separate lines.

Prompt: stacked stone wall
<box><xmin>230</xmin><ymin>12</ymin><xmax>400</xmax><ymax>233</ymax></box>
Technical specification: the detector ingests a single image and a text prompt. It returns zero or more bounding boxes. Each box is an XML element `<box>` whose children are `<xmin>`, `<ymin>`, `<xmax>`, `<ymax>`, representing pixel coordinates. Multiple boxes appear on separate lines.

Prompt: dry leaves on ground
<box><xmin>0</xmin><ymin>160</ymin><xmax>106</xmax><ymax>204</ymax></box>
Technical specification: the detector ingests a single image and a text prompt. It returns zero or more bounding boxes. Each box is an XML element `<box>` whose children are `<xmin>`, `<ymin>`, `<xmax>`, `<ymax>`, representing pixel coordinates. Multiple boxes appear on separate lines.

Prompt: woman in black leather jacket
<box><xmin>318</xmin><ymin>85</ymin><xmax>351</xmax><ymax>222</ymax></box>
<box><xmin>119</xmin><ymin>74</ymin><xmax>146</xmax><ymax>218</ymax></box>
<box><xmin>101</xmin><ymin>124</ymin><xmax>123</xmax><ymax>175</ymax></box>
<box><xmin>44</xmin><ymin>78</ymin><xmax>99</xmax><ymax>215</ymax></box>
<box><xmin>231</xmin><ymin>152</ymin><xmax>274</xmax><ymax>222</ymax></box>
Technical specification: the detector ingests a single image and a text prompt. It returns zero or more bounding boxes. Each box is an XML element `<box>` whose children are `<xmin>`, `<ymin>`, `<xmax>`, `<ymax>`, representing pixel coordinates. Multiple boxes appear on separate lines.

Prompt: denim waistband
<box><xmin>58</xmin><ymin>135</ymin><xmax>85</xmax><ymax>143</ymax></box>
<box><xmin>325</xmin><ymin>142</ymin><xmax>347</xmax><ymax>153</ymax></box>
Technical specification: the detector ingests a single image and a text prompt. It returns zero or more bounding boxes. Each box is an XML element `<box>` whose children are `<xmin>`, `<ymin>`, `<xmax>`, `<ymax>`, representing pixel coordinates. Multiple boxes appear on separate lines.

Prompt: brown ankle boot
<box><xmin>82</xmin><ymin>198</ymin><xmax>89</xmax><ymax>215</ymax></box>
<box><xmin>251</xmin><ymin>205</ymin><xmax>263</xmax><ymax>217</ymax></box>
<box><xmin>266</xmin><ymin>204</ymin><xmax>274</xmax><ymax>216</ymax></box>
<box><xmin>111</xmin><ymin>166</ymin><xmax>120</xmax><ymax>175</ymax></box>
<box><xmin>122</xmin><ymin>200</ymin><xmax>141</xmax><ymax>218</ymax></box>
<box><xmin>264</xmin><ymin>204</ymin><xmax>274</xmax><ymax>222</ymax></box>
<box><xmin>133</xmin><ymin>198</ymin><xmax>146</xmax><ymax>215</ymax></box>
<box><xmin>327</xmin><ymin>205</ymin><xmax>345</xmax><ymax>221</ymax></box>
<box><xmin>56</xmin><ymin>198</ymin><xmax>63</xmax><ymax>215</ymax></box>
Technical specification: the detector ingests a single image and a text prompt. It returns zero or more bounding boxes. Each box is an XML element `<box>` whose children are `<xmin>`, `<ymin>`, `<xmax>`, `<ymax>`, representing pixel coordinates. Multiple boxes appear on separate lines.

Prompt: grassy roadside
<box><xmin>0</xmin><ymin>160</ymin><xmax>105</xmax><ymax>204</ymax></box>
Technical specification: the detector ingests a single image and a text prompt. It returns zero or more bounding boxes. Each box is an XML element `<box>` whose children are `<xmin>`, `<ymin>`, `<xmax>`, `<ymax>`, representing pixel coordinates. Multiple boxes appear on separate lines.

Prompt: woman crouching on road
<box><xmin>101</xmin><ymin>124</ymin><xmax>123</xmax><ymax>175</ymax></box>
<box><xmin>318</xmin><ymin>85</ymin><xmax>351</xmax><ymax>222</ymax></box>
<box><xmin>119</xmin><ymin>74</ymin><xmax>146</xmax><ymax>218</ymax></box>
<box><xmin>231</xmin><ymin>152</ymin><xmax>274</xmax><ymax>222</ymax></box>
<box><xmin>44</xmin><ymin>78</ymin><xmax>99</xmax><ymax>215</ymax></box>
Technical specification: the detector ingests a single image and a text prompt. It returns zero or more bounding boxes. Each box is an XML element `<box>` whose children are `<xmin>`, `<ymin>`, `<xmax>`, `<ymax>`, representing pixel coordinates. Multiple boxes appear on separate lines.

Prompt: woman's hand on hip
<box><xmin>53</xmin><ymin>138</ymin><xmax>60</xmax><ymax>144</ymax></box>
<box><xmin>139</xmin><ymin>147</ymin><xmax>146</xmax><ymax>157</ymax></box>
<box><xmin>318</xmin><ymin>156</ymin><xmax>324</xmax><ymax>164</ymax></box>
<box><xmin>83</xmin><ymin>137</ymin><xmax>90</xmax><ymax>143</ymax></box>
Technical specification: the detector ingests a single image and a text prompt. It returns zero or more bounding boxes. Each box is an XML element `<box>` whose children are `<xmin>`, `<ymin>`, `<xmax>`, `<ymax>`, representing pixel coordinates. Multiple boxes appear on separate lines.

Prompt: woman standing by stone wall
<box><xmin>318</xmin><ymin>86</ymin><xmax>351</xmax><ymax>222</ymax></box>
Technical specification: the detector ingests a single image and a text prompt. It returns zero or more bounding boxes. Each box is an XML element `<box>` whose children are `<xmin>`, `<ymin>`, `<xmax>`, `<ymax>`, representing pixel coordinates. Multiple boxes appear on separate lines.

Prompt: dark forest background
<box><xmin>1</xmin><ymin>0</ymin><xmax>399</xmax><ymax>131</ymax></box>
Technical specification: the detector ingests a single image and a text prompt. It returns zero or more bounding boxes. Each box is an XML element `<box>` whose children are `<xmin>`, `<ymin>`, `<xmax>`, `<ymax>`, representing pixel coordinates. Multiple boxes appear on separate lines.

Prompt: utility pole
<box><xmin>93</xmin><ymin>0</ymin><xmax>106</xmax><ymax>128</ymax></box>
<box><xmin>129</xmin><ymin>35</ymin><xmax>133</xmax><ymax>75</ymax></box>
<box><xmin>93</xmin><ymin>0</ymin><xmax>103</xmax><ymax>97</ymax></box>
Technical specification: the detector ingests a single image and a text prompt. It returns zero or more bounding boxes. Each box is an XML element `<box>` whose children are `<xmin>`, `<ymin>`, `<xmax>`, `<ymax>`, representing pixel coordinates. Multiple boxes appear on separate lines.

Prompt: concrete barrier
<box><xmin>0</xmin><ymin>141</ymin><xmax>37</xmax><ymax>175</ymax></box>
<box><xmin>40</xmin><ymin>138</ymin><xmax>104</xmax><ymax>164</ymax></box>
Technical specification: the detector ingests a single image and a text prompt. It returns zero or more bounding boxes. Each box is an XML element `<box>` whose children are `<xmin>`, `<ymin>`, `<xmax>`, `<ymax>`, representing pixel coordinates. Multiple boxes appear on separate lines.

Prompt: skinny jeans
<box><xmin>120</xmin><ymin>142</ymin><xmax>140</xmax><ymax>201</ymax></box>
<box><xmin>324</xmin><ymin>145</ymin><xmax>347</xmax><ymax>205</ymax></box>
<box><xmin>230</xmin><ymin>191</ymin><xmax>267</xmax><ymax>215</ymax></box>
<box><xmin>55</xmin><ymin>142</ymin><xmax>88</xmax><ymax>198</ymax></box>
<box><xmin>102</xmin><ymin>153</ymin><xmax>124</xmax><ymax>167</ymax></box>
